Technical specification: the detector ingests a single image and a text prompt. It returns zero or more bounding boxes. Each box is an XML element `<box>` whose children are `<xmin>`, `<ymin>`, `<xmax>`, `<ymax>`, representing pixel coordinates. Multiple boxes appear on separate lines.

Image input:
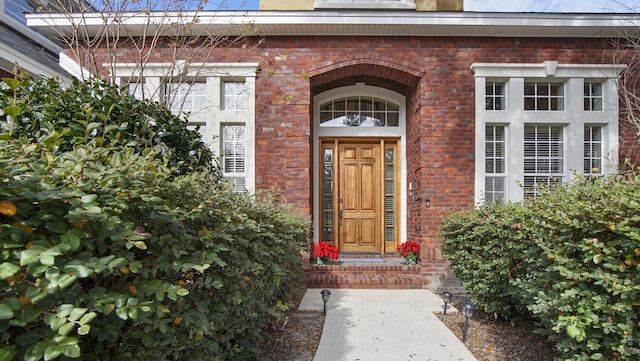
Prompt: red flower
<box><xmin>314</xmin><ymin>241</ymin><xmax>339</xmax><ymax>262</ymax></box>
<box><xmin>398</xmin><ymin>240</ymin><xmax>421</xmax><ymax>265</ymax></box>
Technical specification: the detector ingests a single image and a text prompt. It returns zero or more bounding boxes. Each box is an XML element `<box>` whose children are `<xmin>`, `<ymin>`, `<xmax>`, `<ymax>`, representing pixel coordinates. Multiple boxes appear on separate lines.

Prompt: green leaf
<box><xmin>0</xmin><ymin>304</ymin><xmax>14</xmax><ymax>320</ymax></box>
<box><xmin>43</xmin><ymin>345</ymin><xmax>62</xmax><ymax>361</ymax></box>
<box><xmin>45</xmin><ymin>222</ymin><xmax>68</xmax><ymax>234</ymax></box>
<box><xmin>77</xmin><ymin>324</ymin><xmax>90</xmax><ymax>335</ymax></box>
<box><xmin>60</xmin><ymin>232</ymin><xmax>81</xmax><ymax>251</ymax></box>
<box><xmin>58</xmin><ymin>322</ymin><xmax>75</xmax><ymax>336</ymax></box>
<box><xmin>2</xmin><ymin>78</ymin><xmax>21</xmax><ymax>90</ymax></box>
<box><xmin>68</xmin><ymin>308</ymin><xmax>87</xmax><ymax>322</ymax></box>
<box><xmin>61</xmin><ymin>344</ymin><xmax>80</xmax><ymax>358</ymax></box>
<box><xmin>133</xmin><ymin>241</ymin><xmax>147</xmax><ymax>250</ymax></box>
<box><xmin>3</xmin><ymin>105</ymin><xmax>22</xmax><ymax>117</ymax></box>
<box><xmin>0</xmin><ymin>346</ymin><xmax>18</xmax><ymax>361</ymax></box>
<box><xmin>115</xmin><ymin>308</ymin><xmax>128</xmax><ymax>320</ymax></box>
<box><xmin>0</xmin><ymin>262</ymin><xmax>20</xmax><ymax>279</ymax></box>
<box><xmin>79</xmin><ymin>312</ymin><xmax>96</xmax><ymax>324</ymax></box>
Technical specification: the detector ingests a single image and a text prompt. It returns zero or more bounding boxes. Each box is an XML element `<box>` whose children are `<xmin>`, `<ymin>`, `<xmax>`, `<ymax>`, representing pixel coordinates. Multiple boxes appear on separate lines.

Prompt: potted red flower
<box><xmin>397</xmin><ymin>240</ymin><xmax>420</xmax><ymax>265</ymax></box>
<box><xmin>313</xmin><ymin>241</ymin><xmax>339</xmax><ymax>265</ymax></box>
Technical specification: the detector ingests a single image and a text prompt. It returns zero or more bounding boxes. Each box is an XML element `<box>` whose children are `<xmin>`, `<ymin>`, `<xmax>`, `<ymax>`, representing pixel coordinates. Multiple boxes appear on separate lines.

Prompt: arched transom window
<box><xmin>319</xmin><ymin>96</ymin><xmax>400</xmax><ymax>127</ymax></box>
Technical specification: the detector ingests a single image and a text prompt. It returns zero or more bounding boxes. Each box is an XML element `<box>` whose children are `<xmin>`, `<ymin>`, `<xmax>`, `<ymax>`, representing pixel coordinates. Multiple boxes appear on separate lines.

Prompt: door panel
<box><xmin>339</xmin><ymin>143</ymin><xmax>380</xmax><ymax>252</ymax></box>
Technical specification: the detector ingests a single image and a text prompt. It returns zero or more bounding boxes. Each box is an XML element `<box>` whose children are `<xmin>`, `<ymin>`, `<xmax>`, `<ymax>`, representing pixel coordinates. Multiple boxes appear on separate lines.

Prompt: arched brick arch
<box><xmin>309</xmin><ymin>58</ymin><xmax>424</xmax><ymax>95</ymax></box>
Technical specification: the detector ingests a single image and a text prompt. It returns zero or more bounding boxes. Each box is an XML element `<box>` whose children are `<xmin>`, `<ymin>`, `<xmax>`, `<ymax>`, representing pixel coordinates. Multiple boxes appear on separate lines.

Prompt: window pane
<box><xmin>524</xmin><ymin>82</ymin><xmax>564</xmax><ymax>111</ymax></box>
<box><xmin>523</xmin><ymin>125</ymin><xmax>564</xmax><ymax>198</ymax></box>
<box><xmin>224</xmin><ymin>81</ymin><xmax>247</xmax><ymax>110</ymax></box>
<box><xmin>320</xmin><ymin>97</ymin><xmax>400</xmax><ymax>127</ymax></box>
<box><xmin>584</xmin><ymin>125</ymin><xmax>603</xmax><ymax>174</ymax></box>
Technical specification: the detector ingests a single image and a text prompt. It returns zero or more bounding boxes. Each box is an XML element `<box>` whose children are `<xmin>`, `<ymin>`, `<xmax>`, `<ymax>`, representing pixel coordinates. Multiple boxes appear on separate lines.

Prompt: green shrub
<box><xmin>513</xmin><ymin>174</ymin><xmax>640</xmax><ymax>360</ymax></box>
<box><xmin>439</xmin><ymin>201</ymin><xmax>530</xmax><ymax>319</ymax></box>
<box><xmin>0</xmin><ymin>77</ymin><xmax>309</xmax><ymax>360</ymax></box>
<box><xmin>441</xmin><ymin>173</ymin><xmax>640</xmax><ymax>360</ymax></box>
<box><xmin>0</xmin><ymin>76</ymin><xmax>215</xmax><ymax>175</ymax></box>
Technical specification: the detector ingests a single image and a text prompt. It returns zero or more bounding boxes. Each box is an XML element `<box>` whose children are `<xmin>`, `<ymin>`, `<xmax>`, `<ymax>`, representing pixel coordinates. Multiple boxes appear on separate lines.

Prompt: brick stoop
<box><xmin>304</xmin><ymin>254</ymin><xmax>428</xmax><ymax>289</ymax></box>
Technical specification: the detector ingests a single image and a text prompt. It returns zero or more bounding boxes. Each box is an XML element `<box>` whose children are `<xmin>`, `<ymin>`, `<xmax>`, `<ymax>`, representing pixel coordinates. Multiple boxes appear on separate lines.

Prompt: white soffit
<box><xmin>26</xmin><ymin>10</ymin><xmax>640</xmax><ymax>38</ymax></box>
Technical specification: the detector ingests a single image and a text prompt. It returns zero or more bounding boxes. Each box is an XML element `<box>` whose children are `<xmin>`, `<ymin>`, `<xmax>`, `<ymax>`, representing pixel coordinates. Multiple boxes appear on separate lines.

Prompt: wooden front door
<box><xmin>339</xmin><ymin>142</ymin><xmax>381</xmax><ymax>252</ymax></box>
<box><xmin>319</xmin><ymin>139</ymin><xmax>399</xmax><ymax>254</ymax></box>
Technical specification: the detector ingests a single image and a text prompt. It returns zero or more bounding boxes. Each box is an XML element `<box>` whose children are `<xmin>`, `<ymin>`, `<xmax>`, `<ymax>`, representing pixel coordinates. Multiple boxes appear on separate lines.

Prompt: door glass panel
<box><xmin>322</xmin><ymin>147</ymin><xmax>334</xmax><ymax>242</ymax></box>
<box><xmin>384</xmin><ymin>148</ymin><xmax>395</xmax><ymax>242</ymax></box>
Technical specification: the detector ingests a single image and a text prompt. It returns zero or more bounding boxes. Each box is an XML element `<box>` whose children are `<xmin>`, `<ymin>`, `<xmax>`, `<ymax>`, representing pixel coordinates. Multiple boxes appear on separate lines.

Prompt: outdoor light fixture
<box><xmin>320</xmin><ymin>289</ymin><xmax>332</xmax><ymax>314</ymax></box>
<box><xmin>442</xmin><ymin>291</ymin><xmax>453</xmax><ymax>316</ymax></box>
<box><xmin>425</xmin><ymin>199</ymin><xmax>431</xmax><ymax>208</ymax></box>
<box><xmin>462</xmin><ymin>301</ymin><xmax>476</xmax><ymax>343</ymax></box>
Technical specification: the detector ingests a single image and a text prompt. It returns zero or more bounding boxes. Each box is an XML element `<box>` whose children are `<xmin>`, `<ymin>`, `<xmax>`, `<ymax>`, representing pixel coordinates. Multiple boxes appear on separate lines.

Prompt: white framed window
<box><xmin>165</xmin><ymin>82</ymin><xmax>207</xmax><ymax>113</ymax></box>
<box><xmin>111</xmin><ymin>62</ymin><xmax>258</xmax><ymax>193</ymax></box>
<box><xmin>584</xmin><ymin>82</ymin><xmax>603</xmax><ymax>111</ymax></box>
<box><xmin>485</xmin><ymin>125</ymin><xmax>506</xmax><ymax>202</ymax></box>
<box><xmin>485</xmin><ymin>82</ymin><xmax>506</xmax><ymax>111</ymax></box>
<box><xmin>222</xmin><ymin>124</ymin><xmax>246</xmax><ymax>192</ymax></box>
<box><xmin>223</xmin><ymin>80</ymin><xmax>247</xmax><ymax>110</ymax></box>
<box><xmin>584</xmin><ymin>125</ymin><xmax>603</xmax><ymax>175</ymax></box>
<box><xmin>524</xmin><ymin>82</ymin><xmax>564</xmax><ymax>111</ymax></box>
<box><xmin>472</xmin><ymin>61</ymin><xmax>624</xmax><ymax>203</ymax></box>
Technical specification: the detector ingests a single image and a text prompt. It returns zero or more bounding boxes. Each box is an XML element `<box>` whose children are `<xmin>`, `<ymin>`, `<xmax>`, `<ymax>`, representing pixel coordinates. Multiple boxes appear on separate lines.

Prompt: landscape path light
<box><xmin>320</xmin><ymin>289</ymin><xmax>332</xmax><ymax>314</ymax></box>
<box><xmin>442</xmin><ymin>291</ymin><xmax>453</xmax><ymax>316</ymax></box>
<box><xmin>462</xmin><ymin>301</ymin><xmax>476</xmax><ymax>343</ymax></box>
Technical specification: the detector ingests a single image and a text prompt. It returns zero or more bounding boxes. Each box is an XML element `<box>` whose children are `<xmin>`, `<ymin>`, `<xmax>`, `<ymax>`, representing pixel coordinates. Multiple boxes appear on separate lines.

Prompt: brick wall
<box><xmin>74</xmin><ymin>35</ymin><xmax>634</xmax><ymax>283</ymax></box>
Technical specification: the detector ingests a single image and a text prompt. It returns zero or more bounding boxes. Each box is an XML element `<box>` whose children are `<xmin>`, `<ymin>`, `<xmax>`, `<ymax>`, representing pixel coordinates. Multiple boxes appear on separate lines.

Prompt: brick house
<box><xmin>28</xmin><ymin>0</ymin><xmax>640</xmax><ymax>289</ymax></box>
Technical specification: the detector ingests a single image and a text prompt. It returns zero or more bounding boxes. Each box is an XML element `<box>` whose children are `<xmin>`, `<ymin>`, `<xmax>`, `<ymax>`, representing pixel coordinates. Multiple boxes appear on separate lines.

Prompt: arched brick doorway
<box><xmin>309</xmin><ymin>59</ymin><xmax>423</xmax><ymax>253</ymax></box>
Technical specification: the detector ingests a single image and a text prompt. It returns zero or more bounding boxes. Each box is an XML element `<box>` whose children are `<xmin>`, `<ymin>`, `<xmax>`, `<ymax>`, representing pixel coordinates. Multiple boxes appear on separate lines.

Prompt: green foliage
<box><xmin>514</xmin><ymin>174</ymin><xmax>640</xmax><ymax>360</ymax></box>
<box><xmin>0</xmin><ymin>77</ymin><xmax>215</xmax><ymax>176</ymax></box>
<box><xmin>0</xmin><ymin>78</ymin><xmax>310</xmax><ymax>360</ymax></box>
<box><xmin>441</xmin><ymin>173</ymin><xmax>640</xmax><ymax>360</ymax></box>
<box><xmin>439</xmin><ymin>201</ymin><xmax>530</xmax><ymax>319</ymax></box>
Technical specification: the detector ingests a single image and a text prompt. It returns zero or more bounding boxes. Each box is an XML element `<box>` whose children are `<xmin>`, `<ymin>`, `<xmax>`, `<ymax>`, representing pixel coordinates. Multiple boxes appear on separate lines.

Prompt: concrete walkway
<box><xmin>299</xmin><ymin>289</ymin><xmax>478</xmax><ymax>361</ymax></box>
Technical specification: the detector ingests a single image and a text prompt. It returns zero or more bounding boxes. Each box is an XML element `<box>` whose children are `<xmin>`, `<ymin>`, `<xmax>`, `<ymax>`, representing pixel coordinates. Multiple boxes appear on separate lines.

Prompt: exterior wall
<box><xmin>72</xmin><ymin>34</ymin><xmax>633</xmax><ymax>286</ymax></box>
<box><xmin>259</xmin><ymin>0</ymin><xmax>463</xmax><ymax>11</ymax></box>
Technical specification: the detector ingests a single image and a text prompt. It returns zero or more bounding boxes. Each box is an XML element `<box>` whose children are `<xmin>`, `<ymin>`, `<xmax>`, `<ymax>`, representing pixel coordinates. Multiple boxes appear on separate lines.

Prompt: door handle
<box><xmin>339</xmin><ymin>210</ymin><xmax>343</xmax><ymax>218</ymax></box>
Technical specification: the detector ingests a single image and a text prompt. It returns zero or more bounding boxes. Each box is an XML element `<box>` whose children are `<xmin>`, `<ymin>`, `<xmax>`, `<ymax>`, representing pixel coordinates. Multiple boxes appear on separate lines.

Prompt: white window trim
<box><xmin>471</xmin><ymin>61</ymin><xmax>625</xmax><ymax>204</ymax></box>
<box><xmin>109</xmin><ymin>62</ymin><xmax>258</xmax><ymax>193</ymax></box>
<box><xmin>312</xmin><ymin>83</ymin><xmax>407</xmax><ymax>245</ymax></box>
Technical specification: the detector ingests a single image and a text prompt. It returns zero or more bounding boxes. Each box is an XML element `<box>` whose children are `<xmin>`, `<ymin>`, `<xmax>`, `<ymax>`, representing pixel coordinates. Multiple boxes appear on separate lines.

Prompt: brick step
<box><xmin>305</xmin><ymin>255</ymin><xmax>428</xmax><ymax>289</ymax></box>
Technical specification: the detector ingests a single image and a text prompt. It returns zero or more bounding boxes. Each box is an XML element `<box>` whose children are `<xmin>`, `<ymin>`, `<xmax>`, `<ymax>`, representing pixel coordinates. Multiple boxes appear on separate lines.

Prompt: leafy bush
<box><xmin>514</xmin><ymin>174</ymin><xmax>640</xmax><ymax>360</ymax></box>
<box><xmin>441</xmin><ymin>173</ymin><xmax>640</xmax><ymax>360</ymax></box>
<box><xmin>0</xmin><ymin>77</ymin><xmax>215</xmax><ymax>175</ymax></box>
<box><xmin>0</xmin><ymin>77</ymin><xmax>309</xmax><ymax>360</ymax></box>
<box><xmin>439</xmin><ymin>201</ymin><xmax>530</xmax><ymax>319</ymax></box>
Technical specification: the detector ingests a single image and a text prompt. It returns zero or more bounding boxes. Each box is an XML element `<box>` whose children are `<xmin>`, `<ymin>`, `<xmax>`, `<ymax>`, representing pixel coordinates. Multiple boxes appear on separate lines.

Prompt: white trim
<box><xmin>0</xmin><ymin>40</ymin><xmax>65</xmax><ymax>79</ymax></box>
<box><xmin>59</xmin><ymin>52</ymin><xmax>90</xmax><ymax>80</ymax></box>
<box><xmin>312</xmin><ymin>84</ymin><xmax>407</xmax><ymax>248</ymax></box>
<box><xmin>27</xmin><ymin>11</ymin><xmax>640</xmax><ymax>38</ymax></box>
<box><xmin>473</xmin><ymin>61</ymin><xmax>623</xmax><ymax>204</ymax></box>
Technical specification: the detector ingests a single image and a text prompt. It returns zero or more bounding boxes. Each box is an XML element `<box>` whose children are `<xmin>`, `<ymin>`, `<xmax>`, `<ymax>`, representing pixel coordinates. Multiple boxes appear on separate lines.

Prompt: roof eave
<box><xmin>26</xmin><ymin>10</ymin><xmax>640</xmax><ymax>39</ymax></box>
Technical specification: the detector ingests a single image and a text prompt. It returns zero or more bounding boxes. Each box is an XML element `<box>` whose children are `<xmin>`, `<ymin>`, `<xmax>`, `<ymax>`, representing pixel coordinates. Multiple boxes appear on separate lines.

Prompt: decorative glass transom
<box><xmin>319</xmin><ymin>96</ymin><xmax>400</xmax><ymax>127</ymax></box>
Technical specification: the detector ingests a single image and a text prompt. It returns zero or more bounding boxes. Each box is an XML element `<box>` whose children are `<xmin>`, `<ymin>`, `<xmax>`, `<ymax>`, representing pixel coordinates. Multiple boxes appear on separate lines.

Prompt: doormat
<box><xmin>339</xmin><ymin>258</ymin><xmax>386</xmax><ymax>263</ymax></box>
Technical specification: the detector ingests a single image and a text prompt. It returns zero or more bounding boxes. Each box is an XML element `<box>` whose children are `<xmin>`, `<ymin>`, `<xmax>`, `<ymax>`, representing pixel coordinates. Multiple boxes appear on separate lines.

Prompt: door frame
<box><xmin>312</xmin><ymin>83</ymin><xmax>407</xmax><ymax>253</ymax></box>
<box><xmin>319</xmin><ymin>138</ymin><xmax>400</xmax><ymax>253</ymax></box>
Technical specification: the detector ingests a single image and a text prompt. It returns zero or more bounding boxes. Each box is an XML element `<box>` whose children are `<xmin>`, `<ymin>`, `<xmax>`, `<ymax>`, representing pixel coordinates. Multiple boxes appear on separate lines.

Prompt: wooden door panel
<box><xmin>338</xmin><ymin>142</ymin><xmax>380</xmax><ymax>253</ymax></box>
<box><xmin>360</xmin><ymin>163</ymin><xmax>375</xmax><ymax>211</ymax></box>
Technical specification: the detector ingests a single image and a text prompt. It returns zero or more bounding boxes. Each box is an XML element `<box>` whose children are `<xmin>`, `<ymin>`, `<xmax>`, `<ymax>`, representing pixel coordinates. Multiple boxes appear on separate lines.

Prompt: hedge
<box><xmin>441</xmin><ymin>173</ymin><xmax>640</xmax><ymax>360</ymax></box>
<box><xmin>0</xmin><ymin>77</ymin><xmax>309</xmax><ymax>360</ymax></box>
